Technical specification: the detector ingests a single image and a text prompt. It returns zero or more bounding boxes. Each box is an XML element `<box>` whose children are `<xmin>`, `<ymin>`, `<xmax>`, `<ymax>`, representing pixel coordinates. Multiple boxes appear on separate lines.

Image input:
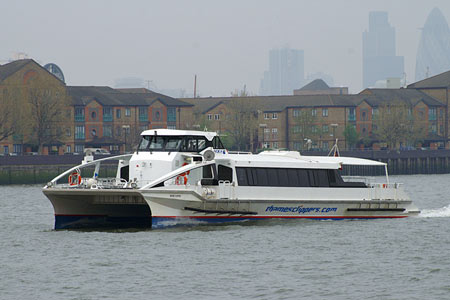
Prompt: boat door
<box><xmin>217</xmin><ymin>165</ymin><xmax>234</xmax><ymax>199</ymax></box>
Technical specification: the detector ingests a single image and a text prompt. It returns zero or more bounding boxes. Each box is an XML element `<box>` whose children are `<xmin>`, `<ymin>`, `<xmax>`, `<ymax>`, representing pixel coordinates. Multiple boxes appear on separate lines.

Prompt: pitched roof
<box><xmin>0</xmin><ymin>59</ymin><xmax>34</xmax><ymax>83</ymax></box>
<box><xmin>0</xmin><ymin>59</ymin><xmax>66</xmax><ymax>85</ymax></box>
<box><xmin>360</xmin><ymin>88</ymin><xmax>444</xmax><ymax>106</ymax></box>
<box><xmin>115</xmin><ymin>88</ymin><xmax>152</xmax><ymax>93</ymax></box>
<box><xmin>183</xmin><ymin>94</ymin><xmax>365</xmax><ymax>114</ymax></box>
<box><xmin>407</xmin><ymin>70</ymin><xmax>450</xmax><ymax>88</ymax></box>
<box><xmin>184</xmin><ymin>89</ymin><xmax>444</xmax><ymax>114</ymax></box>
<box><xmin>298</xmin><ymin>79</ymin><xmax>330</xmax><ymax>90</ymax></box>
<box><xmin>67</xmin><ymin>86</ymin><xmax>193</xmax><ymax>107</ymax></box>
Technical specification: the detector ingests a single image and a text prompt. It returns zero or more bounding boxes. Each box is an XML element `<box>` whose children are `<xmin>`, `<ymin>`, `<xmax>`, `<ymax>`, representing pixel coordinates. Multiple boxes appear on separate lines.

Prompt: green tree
<box><xmin>343</xmin><ymin>125</ymin><xmax>360</xmax><ymax>149</ymax></box>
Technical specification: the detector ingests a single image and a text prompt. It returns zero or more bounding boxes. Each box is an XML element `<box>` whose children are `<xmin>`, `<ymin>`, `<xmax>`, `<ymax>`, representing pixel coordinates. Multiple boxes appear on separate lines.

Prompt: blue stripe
<box><xmin>151</xmin><ymin>216</ymin><xmax>251</xmax><ymax>228</ymax></box>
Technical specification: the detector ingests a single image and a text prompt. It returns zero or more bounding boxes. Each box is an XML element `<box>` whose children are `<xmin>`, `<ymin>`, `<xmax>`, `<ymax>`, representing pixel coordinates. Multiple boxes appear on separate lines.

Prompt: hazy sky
<box><xmin>1</xmin><ymin>0</ymin><xmax>449</xmax><ymax>96</ymax></box>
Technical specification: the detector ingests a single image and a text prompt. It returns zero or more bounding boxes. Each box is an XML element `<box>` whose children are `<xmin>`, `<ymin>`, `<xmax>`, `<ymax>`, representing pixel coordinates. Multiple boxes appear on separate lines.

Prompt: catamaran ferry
<box><xmin>42</xmin><ymin>129</ymin><xmax>226</xmax><ymax>229</ymax></box>
<box><xmin>138</xmin><ymin>150</ymin><xmax>420</xmax><ymax>228</ymax></box>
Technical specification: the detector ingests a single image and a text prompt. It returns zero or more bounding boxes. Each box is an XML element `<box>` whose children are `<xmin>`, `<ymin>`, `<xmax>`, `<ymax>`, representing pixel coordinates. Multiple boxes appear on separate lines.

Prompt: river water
<box><xmin>1</xmin><ymin>174</ymin><xmax>450</xmax><ymax>300</ymax></box>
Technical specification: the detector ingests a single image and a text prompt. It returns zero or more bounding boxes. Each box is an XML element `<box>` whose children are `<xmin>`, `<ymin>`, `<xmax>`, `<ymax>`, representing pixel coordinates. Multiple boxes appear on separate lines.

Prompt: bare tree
<box><xmin>226</xmin><ymin>96</ymin><xmax>258</xmax><ymax>151</ymax></box>
<box><xmin>0</xmin><ymin>89</ymin><xmax>15</xmax><ymax>142</ymax></box>
<box><xmin>373</xmin><ymin>102</ymin><xmax>426</xmax><ymax>149</ymax></box>
<box><xmin>26</xmin><ymin>82</ymin><xmax>68</xmax><ymax>154</ymax></box>
<box><xmin>291</xmin><ymin>108</ymin><xmax>320</xmax><ymax>150</ymax></box>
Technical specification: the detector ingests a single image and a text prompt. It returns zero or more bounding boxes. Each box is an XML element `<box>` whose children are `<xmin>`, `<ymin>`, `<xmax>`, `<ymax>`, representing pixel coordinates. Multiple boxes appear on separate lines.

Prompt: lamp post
<box><xmin>331</xmin><ymin>123</ymin><xmax>338</xmax><ymax>139</ymax></box>
<box><xmin>259</xmin><ymin>123</ymin><xmax>267</xmax><ymax>150</ymax></box>
<box><xmin>122</xmin><ymin>125</ymin><xmax>130</xmax><ymax>153</ymax></box>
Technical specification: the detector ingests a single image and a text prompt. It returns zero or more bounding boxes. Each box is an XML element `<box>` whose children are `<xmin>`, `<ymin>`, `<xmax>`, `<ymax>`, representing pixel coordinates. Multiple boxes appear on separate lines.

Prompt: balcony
<box><xmin>348</xmin><ymin>115</ymin><xmax>356</xmax><ymax>121</ymax></box>
<box><xmin>103</xmin><ymin>114</ymin><xmax>113</xmax><ymax>122</ymax></box>
<box><xmin>75</xmin><ymin>133</ymin><xmax>85</xmax><ymax>140</ymax></box>
<box><xmin>139</xmin><ymin>115</ymin><xmax>148</xmax><ymax>122</ymax></box>
<box><xmin>75</xmin><ymin>115</ymin><xmax>85</xmax><ymax>122</ymax></box>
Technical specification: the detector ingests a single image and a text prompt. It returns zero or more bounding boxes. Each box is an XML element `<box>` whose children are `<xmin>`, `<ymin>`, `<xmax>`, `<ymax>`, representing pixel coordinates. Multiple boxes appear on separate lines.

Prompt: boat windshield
<box><xmin>138</xmin><ymin>135</ymin><xmax>224</xmax><ymax>152</ymax></box>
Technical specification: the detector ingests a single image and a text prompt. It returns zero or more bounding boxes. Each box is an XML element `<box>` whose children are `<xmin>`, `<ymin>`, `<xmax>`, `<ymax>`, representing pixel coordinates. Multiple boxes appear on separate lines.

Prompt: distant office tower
<box><xmin>415</xmin><ymin>7</ymin><xmax>450</xmax><ymax>81</ymax></box>
<box><xmin>362</xmin><ymin>11</ymin><xmax>404</xmax><ymax>88</ymax></box>
<box><xmin>260</xmin><ymin>47</ymin><xmax>304</xmax><ymax>95</ymax></box>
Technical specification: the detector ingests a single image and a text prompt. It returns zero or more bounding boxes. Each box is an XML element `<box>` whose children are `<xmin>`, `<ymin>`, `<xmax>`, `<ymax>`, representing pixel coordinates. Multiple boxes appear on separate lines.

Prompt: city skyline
<box><xmin>362</xmin><ymin>11</ymin><xmax>404</xmax><ymax>88</ymax></box>
<box><xmin>1</xmin><ymin>0</ymin><xmax>449</xmax><ymax>96</ymax></box>
<box><xmin>415</xmin><ymin>7</ymin><xmax>450</xmax><ymax>81</ymax></box>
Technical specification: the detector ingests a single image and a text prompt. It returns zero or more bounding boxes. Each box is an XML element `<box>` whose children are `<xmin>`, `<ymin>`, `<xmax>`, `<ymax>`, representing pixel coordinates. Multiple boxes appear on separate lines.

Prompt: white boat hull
<box><xmin>141</xmin><ymin>188</ymin><xmax>420</xmax><ymax>228</ymax></box>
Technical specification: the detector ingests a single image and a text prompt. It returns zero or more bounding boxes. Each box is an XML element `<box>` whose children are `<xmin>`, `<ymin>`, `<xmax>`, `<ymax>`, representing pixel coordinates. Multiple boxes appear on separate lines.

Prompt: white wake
<box><xmin>419</xmin><ymin>204</ymin><xmax>450</xmax><ymax>218</ymax></box>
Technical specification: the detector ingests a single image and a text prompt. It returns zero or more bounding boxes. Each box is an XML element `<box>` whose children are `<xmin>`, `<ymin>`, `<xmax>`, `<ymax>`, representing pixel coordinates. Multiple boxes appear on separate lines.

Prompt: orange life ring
<box><xmin>175</xmin><ymin>175</ymin><xmax>188</xmax><ymax>185</ymax></box>
<box><xmin>68</xmin><ymin>172</ymin><xmax>82</xmax><ymax>186</ymax></box>
<box><xmin>179</xmin><ymin>162</ymin><xmax>191</xmax><ymax>176</ymax></box>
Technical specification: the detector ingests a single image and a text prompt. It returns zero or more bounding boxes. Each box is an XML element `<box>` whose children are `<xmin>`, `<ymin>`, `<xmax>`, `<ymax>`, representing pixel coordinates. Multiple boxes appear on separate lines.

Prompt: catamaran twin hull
<box><xmin>141</xmin><ymin>189</ymin><xmax>420</xmax><ymax>228</ymax></box>
<box><xmin>43</xmin><ymin>189</ymin><xmax>151</xmax><ymax>229</ymax></box>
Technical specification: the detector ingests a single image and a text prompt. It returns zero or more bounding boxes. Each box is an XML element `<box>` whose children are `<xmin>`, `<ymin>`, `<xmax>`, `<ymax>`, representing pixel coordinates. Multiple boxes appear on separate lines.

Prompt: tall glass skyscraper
<box><xmin>260</xmin><ymin>47</ymin><xmax>305</xmax><ymax>96</ymax></box>
<box><xmin>362</xmin><ymin>11</ymin><xmax>404</xmax><ymax>88</ymax></box>
<box><xmin>415</xmin><ymin>7</ymin><xmax>450</xmax><ymax>81</ymax></box>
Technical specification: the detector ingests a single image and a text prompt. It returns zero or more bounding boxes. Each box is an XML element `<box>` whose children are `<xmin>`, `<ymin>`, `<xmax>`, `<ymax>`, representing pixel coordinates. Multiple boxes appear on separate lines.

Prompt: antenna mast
<box><xmin>194</xmin><ymin>74</ymin><xmax>197</xmax><ymax>98</ymax></box>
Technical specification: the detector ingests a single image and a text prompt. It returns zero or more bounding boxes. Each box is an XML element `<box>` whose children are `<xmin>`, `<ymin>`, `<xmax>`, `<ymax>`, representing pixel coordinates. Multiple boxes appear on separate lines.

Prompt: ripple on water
<box><xmin>2</xmin><ymin>178</ymin><xmax>450</xmax><ymax>300</ymax></box>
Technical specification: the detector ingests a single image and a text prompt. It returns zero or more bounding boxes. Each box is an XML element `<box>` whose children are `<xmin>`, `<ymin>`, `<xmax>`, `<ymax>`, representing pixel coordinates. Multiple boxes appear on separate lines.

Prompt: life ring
<box><xmin>179</xmin><ymin>162</ymin><xmax>191</xmax><ymax>177</ymax></box>
<box><xmin>68</xmin><ymin>171</ymin><xmax>82</xmax><ymax>186</ymax></box>
<box><xmin>175</xmin><ymin>175</ymin><xmax>188</xmax><ymax>185</ymax></box>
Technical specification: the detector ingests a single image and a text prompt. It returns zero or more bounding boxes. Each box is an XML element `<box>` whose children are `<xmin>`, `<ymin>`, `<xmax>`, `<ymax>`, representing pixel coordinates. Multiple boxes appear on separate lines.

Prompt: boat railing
<box><xmin>342</xmin><ymin>176</ymin><xmax>372</xmax><ymax>184</ymax></box>
<box><xmin>44</xmin><ymin>154</ymin><xmax>133</xmax><ymax>189</ymax></box>
<box><xmin>227</xmin><ymin>151</ymin><xmax>252</xmax><ymax>155</ymax></box>
<box><xmin>368</xmin><ymin>182</ymin><xmax>402</xmax><ymax>189</ymax></box>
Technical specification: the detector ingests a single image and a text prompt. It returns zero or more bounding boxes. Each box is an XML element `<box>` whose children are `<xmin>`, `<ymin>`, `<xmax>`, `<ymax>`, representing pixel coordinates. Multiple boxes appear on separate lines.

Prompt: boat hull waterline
<box><xmin>43</xmin><ymin>189</ymin><xmax>151</xmax><ymax>229</ymax></box>
<box><xmin>144</xmin><ymin>193</ymin><xmax>419</xmax><ymax>228</ymax></box>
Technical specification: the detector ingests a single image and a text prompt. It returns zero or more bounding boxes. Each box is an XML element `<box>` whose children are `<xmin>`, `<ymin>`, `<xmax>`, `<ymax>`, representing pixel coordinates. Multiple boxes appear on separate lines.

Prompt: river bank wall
<box><xmin>2</xmin><ymin>150</ymin><xmax>450</xmax><ymax>184</ymax></box>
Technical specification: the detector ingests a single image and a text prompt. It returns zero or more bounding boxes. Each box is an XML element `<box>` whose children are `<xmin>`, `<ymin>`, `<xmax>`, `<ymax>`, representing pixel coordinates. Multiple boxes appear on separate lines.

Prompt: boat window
<box><xmin>165</xmin><ymin>138</ymin><xmax>182</xmax><ymax>151</ymax></box>
<box><xmin>212</xmin><ymin>136</ymin><xmax>225</xmax><ymax>149</ymax></box>
<box><xmin>316</xmin><ymin>170</ymin><xmax>330</xmax><ymax>187</ymax></box>
<box><xmin>247</xmin><ymin>168</ymin><xmax>256</xmax><ymax>185</ymax></box>
<box><xmin>307</xmin><ymin>170</ymin><xmax>317</xmax><ymax>186</ymax></box>
<box><xmin>287</xmin><ymin>169</ymin><xmax>299</xmax><ymax>186</ymax></box>
<box><xmin>138</xmin><ymin>136</ymin><xmax>151</xmax><ymax>150</ymax></box>
<box><xmin>256</xmin><ymin>169</ymin><xmax>268</xmax><ymax>186</ymax></box>
<box><xmin>297</xmin><ymin>170</ymin><xmax>310</xmax><ymax>187</ymax></box>
<box><xmin>218</xmin><ymin>165</ymin><xmax>233</xmax><ymax>182</ymax></box>
<box><xmin>182</xmin><ymin>138</ymin><xmax>198</xmax><ymax>152</ymax></box>
<box><xmin>198</xmin><ymin>139</ymin><xmax>206</xmax><ymax>151</ymax></box>
<box><xmin>149</xmin><ymin>136</ymin><xmax>164</xmax><ymax>150</ymax></box>
<box><xmin>236</xmin><ymin>168</ymin><xmax>247</xmax><ymax>185</ymax></box>
<box><xmin>236</xmin><ymin>167</ymin><xmax>333</xmax><ymax>188</ymax></box>
<box><xmin>203</xmin><ymin>165</ymin><xmax>214</xmax><ymax>179</ymax></box>
<box><xmin>267</xmin><ymin>168</ymin><xmax>279</xmax><ymax>186</ymax></box>
<box><xmin>277</xmin><ymin>169</ymin><xmax>289</xmax><ymax>186</ymax></box>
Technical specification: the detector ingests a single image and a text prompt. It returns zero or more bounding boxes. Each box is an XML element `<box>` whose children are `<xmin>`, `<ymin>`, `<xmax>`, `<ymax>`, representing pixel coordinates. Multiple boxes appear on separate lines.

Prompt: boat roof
<box><xmin>301</xmin><ymin>156</ymin><xmax>386</xmax><ymax>166</ymax></box>
<box><xmin>216</xmin><ymin>153</ymin><xmax>342</xmax><ymax>169</ymax></box>
<box><xmin>259</xmin><ymin>151</ymin><xmax>386</xmax><ymax>166</ymax></box>
<box><xmin>140</xmin><ymin>129</ymin><xmax>217</xmax><ymax>141</ymax></box>
<box><xmin>213</xmin><ymin>151</ymin><xmax>386</xmax><ymax>169</ymax></box>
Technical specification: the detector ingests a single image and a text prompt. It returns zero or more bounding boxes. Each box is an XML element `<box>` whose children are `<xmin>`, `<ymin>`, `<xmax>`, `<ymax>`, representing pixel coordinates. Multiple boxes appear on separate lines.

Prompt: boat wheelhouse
<box><xmin>42</xmin><ymin>129</ymin><xmax>226</xmax><ymax>229</ymax></box>
<box><xmin>139</xmin><ymin>151</ymin><xmax>419</xmax><ymax>228</ymax></box>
